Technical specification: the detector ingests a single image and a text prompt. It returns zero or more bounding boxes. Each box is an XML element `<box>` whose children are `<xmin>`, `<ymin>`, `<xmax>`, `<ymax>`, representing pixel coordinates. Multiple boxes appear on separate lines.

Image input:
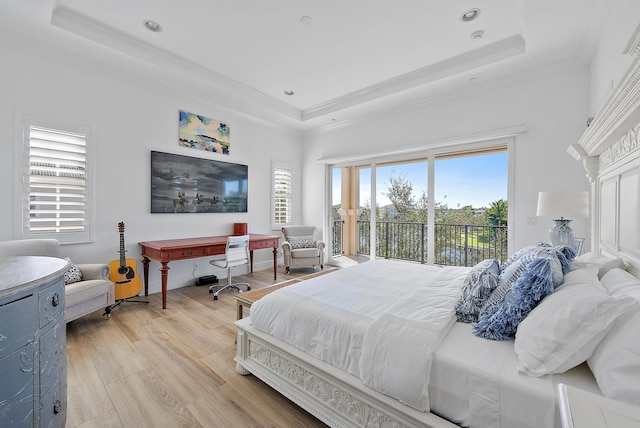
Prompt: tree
<box><xmin>486</xmin><ymin>199</ymin><xmax>508</xmax><ymax>226</ymax></box>
<box><xmin>383</xmin><ymin>175</ymin><xmax>415</xmax><ymax>222</ymax></box>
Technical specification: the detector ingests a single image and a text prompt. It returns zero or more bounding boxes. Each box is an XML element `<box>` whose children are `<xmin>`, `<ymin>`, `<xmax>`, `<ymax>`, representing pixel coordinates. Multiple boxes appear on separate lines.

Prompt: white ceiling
<box><xmin>0</xmin><ymin>0</ymin><xmax>609</xmax><ymax>129</ymax></box>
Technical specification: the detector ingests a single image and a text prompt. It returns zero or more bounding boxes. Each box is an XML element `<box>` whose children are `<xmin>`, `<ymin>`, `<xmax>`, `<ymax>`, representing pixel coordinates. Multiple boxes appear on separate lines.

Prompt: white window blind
<box><xmin>273</xmin><ymin>165</ymin><xmax>292</xmax><ymax>226</ymax></box>
<box><xmin>27</xmin><ymin>126</ymin><xmax>88</xmax><ymax>236</ymax></box>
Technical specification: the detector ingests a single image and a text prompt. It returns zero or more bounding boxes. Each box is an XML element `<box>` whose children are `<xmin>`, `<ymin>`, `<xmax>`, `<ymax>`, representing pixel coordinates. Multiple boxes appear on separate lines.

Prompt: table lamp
<box><xmin>536</xmin><ymin>191</ymin><xmax>589</xmax><ymax>248</ymax></box>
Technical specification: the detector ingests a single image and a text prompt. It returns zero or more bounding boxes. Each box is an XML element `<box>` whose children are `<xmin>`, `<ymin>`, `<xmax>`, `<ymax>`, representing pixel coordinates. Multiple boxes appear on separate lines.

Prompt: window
<box><xmin>328</xmin><ymin>140</ymin><xmax>511</xmax><ymax>265</ymax></box>
<box><xmin>271</xmin><ymin>160</ymin><xmax>293</xmax><ymax>229</ymax></box>
<box><xmin>16</xmin><ymin>113</ymin><xmax>95</xmax><ymax>243</ymax></box>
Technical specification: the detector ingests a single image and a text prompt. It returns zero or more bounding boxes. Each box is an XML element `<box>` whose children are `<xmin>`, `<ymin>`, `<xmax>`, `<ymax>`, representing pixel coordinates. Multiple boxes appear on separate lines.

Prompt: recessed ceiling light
<box><xmin>143</xmin><ymin>20</ymin><xmax>163</xmax><ymax>32</ymax></box>
<box><xmin>461</xmin><ymin>8</ymin><xmax>481</xmax><ymax>22</ymax></box>
<box><xmin>300</xmin><ymin>16</ymin><xmax>313</xmax><ymax>25</ymax></box>
<box><xmin>471</xmin><ymin>30</ymin><xmax>485</xmax><ymax>40</ymax></box>
<box><xmin>284</xmin><ymin>90</ymin><xmax>294</xmax><ymax>96</ymax></box>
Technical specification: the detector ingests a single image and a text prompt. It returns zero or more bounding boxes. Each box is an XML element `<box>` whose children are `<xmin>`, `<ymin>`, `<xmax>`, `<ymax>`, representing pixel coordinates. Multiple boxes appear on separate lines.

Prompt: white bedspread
<box><xmin>250</xmin><ymin>259</ymin><xmax>469</xmax><ymax>411</ymax></box>
<box><xmin>430</xmin><ymin>322</ymin><xmax>601</xmax><ymax>427</ymax></box>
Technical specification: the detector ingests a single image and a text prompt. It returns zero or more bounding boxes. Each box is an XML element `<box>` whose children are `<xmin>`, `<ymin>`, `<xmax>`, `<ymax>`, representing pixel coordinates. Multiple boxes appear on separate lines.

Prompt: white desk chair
<box><xmin>209</xmin><ymin>235</ymin><xmax>252</xmax><ymax>300</ymax></box>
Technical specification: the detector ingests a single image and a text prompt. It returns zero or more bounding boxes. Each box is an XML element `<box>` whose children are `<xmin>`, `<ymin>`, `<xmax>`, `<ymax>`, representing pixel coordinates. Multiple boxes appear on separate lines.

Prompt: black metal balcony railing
<box><xmin>332</xmin><ymin>220</ymin><xmax>344</xmax><ymax>255</ymax></box>
<box><xmin>332</xmin><ymin>220</ymin><xmax>507</xmax><ymax>266</ymax></box>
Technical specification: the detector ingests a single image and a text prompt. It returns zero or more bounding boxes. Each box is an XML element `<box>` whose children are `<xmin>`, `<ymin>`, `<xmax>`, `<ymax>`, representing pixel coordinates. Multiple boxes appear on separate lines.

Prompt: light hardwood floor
<box><xmin>66</xmin><ymin>267</ymin><xmax>333</xmax><ymax>428</ymax></box>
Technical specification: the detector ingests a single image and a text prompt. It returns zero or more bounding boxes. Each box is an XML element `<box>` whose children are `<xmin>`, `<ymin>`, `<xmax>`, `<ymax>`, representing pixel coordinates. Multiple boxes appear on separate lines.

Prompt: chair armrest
<box><xmin>281</xmin><ymin>242</ymin><xmax>292</xmax><ymax>267</ymax></box>
<box><xmin>317</xmin><ymin>241</ymin><xmax>325</xmax><ymax>266</ymax></box>
<box><xmin>76</xmin><ymin>263</ymin><xmax>110</xmax><ymax>281</ymax></box>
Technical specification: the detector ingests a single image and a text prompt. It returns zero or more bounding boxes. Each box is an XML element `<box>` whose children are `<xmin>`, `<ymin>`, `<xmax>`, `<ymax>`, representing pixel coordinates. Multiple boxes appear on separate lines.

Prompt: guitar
<box><xmin>109</xmin><ymin>222</ymin><xmax>143</xmax><ymax>301</ymax></box>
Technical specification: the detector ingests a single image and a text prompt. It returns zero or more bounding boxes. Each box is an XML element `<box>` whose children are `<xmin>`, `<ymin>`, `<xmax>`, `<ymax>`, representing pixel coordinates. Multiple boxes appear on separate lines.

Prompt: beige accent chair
<box><xmin>0</xmin><ymin>239</ymin><xmax>115</xmax><ymax>322</ymax></box>
<box><xmin>281</xmin><ymin>226</ymin><xmax>325</xmax><ymax>274</ymax></box>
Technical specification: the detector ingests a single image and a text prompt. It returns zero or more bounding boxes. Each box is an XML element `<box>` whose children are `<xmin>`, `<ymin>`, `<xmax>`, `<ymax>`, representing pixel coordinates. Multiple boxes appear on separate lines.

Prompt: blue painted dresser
<box><xmin>0</xmin><ymin>256</ymin><xmax>69</xmax><ymax>427</ymax></box>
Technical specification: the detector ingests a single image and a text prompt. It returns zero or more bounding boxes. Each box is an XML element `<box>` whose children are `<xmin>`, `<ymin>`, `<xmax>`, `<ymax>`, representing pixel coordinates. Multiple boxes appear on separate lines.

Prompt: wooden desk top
<box><xmin>139</xmin><ymin>233</ymin><xmax>279</xmax><ymax>251</ymax></box>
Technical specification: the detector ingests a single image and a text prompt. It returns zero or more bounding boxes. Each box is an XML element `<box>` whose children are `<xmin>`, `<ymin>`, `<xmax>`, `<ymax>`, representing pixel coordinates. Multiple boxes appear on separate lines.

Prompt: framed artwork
<box><xmin>574</xmin><ymin>237</ymin><xmax>585</xmax><ymax>255</ymax></box>
<box><xmin>179</xmin><ymin>110</ymin><xmax>230</xmax><ymax>154</ymax></box>
<box><xmin>150</xmin><ymin>151</ymin><xmax>247</xmax><ymax>213</ymax></box>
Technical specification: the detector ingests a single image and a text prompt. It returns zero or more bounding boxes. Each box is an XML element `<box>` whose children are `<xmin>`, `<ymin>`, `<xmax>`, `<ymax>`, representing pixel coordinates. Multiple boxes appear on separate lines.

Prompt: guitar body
<box><xmin>109</xmin><ymin>222</ymin><xmax>144</xmax><ymax>301</ymax></box>
<box><xmin>109</xmin><ymin>258</ymin><xmax>143</xmax><ymax>300</ymax></box>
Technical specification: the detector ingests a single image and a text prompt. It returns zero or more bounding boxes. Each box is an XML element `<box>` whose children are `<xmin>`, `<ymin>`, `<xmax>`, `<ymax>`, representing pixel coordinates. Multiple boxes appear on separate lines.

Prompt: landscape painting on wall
<box><xmin>179</xmin><ymin>110</ymin><xmax>230</xmax><ymax>154</ymax></box>
<box><xmin>151</xmin><ymin>151</ymin><xmax>247</xmax><ymax>213</ymax></box>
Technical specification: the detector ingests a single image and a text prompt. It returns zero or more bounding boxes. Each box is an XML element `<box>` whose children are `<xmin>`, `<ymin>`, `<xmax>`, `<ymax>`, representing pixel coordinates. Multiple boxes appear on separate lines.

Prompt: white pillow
<box><xmin>600</xmin><ymin>267</ymin><xmax>640</xmax><ymax>297</ymax></box>
<box><xmin>515</xmin><ymin>267</ymin><xmax>636</xmax><ymax>377</ymax></box>
<box><xmin>572</xmin><ymin>252</ymin><xmax>625</xmax><ymax>278</ymax></box>
<box><xmin>588</xmin><ymin>268</ymin><xmax>640</xmax><ymax>405</ymax></box>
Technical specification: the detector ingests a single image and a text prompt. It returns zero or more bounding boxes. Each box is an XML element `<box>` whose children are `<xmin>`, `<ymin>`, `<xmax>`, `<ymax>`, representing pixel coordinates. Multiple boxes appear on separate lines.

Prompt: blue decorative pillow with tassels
<box><xmin>455</xmin><ymin>258</ymin><xmax>501</xmax><ymax>323</ymax></box>
<box><xmin>473</xmin><ymin>244</ymin><xmax>576</xmax><ymax>340</ymax></box>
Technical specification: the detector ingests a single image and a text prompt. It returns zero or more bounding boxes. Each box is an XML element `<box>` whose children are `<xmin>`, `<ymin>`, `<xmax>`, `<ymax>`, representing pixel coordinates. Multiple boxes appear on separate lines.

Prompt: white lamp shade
<box><xmin>536</xmin><ymin>191</ymin><xmax>589</xmax><ymax>220</ymax></box>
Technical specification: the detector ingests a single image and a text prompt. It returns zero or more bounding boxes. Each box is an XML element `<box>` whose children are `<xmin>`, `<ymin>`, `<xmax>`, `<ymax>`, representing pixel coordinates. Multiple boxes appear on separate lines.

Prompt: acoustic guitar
<box><xmin>109</xmin><ymin>222</ymin><xmax>143</xmax><ymax>301</ymax></box>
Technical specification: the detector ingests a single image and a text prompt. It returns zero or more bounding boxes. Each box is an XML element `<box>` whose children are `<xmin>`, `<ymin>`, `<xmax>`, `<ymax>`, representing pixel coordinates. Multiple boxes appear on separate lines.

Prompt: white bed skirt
<box><xmin>235</xmin><ymin>317</ymin><xmax>458</xmax><ymax>428</ymax></box>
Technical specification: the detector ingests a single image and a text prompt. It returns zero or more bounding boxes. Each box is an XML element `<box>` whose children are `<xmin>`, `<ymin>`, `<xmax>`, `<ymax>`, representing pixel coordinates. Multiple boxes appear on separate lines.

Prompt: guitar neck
<box><xmin>119</xmin><ymin>233</ymin><xmax>127</xmax><ymax>268</ymax></box>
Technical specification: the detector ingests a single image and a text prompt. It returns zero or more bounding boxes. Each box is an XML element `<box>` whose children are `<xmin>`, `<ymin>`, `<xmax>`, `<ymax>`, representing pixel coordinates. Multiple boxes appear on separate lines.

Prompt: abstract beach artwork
<box><xmin>179</xmin><ymin>110</ymin><xmax>230</xmax><ymax>154</ymax></box>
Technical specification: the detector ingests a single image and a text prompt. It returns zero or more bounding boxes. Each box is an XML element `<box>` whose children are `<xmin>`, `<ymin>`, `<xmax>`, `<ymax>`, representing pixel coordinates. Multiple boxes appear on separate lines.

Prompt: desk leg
<box><xmin>272</xmin><ymin>247</ymin><xmax>277</xmax><ymax>280</ymax></box>
<box><xmin>142</xmin><ymin>257</ymin><xmax>150</xmax><ymax>296</ymax></box>
<box><xmin>160</xmin><ymin>262</ymin><xmax>170</xmax><ymax>309</ymax></box>
<box><xmin>250</xmin><ymin>250</ymin><xmax>254</xmax><ymax>273</ymax></box>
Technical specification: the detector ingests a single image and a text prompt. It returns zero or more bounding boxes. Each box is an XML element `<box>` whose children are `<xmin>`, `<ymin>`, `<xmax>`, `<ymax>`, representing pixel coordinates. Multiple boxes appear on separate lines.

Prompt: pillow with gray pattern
<box><xmin>64</xmin><ymin>257</ymin><xmax>83</xmax><ymax>285</ymax></box>
<box><xmin>289</xmin><ymin>235</ymin><xmax>317</xmax><ymax>249</ymax></box>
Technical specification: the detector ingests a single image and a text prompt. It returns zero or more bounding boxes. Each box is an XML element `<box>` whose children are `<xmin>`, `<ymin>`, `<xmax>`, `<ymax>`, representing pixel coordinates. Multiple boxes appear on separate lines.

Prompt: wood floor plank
<box><xmin>105</xmin><ymin>367</ymin><xmax>202</xmax><ymax>428</ymax></box>
<box><xmin>66</xmin><ymin>334</ymin><xmax>116</xmax><ymax>427</ymax></box>
<box><xmin>66</xmin><ymin>267</ymin><xmax>334</xmax><ymax>428</ymax></box>
<box><xmin>79</xmin><ymin>315</ymin><xmax>150</xmax><ymax>385</ymax></box>
<box><xmin>73</xmin><ymin>409</ymin><xmax>123</xmax><ymax>428</ymax></box>
<box><xmin>132</xmin><ymin>335</ymin><xmax>225</xmax><ymax>405</ymax></box>
<box><xmin>201</xmin><ymin>346</ymin><xmax>327</xmax><ymax>427</ymax></box>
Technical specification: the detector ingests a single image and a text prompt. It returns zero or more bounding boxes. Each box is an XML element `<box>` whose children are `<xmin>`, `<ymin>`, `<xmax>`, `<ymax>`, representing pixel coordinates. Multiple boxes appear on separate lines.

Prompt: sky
<box><xmin>332</xmin><ymin>152</ymin><xmax>507</xmax><ymax>209</ymax></box>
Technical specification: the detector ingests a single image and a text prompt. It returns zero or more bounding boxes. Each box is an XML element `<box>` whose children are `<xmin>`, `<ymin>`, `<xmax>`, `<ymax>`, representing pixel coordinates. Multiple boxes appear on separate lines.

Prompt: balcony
<box><xmin>331</xmin><ymin>220</ymin><xmax>508</xmax><ymax>267</ymax></box>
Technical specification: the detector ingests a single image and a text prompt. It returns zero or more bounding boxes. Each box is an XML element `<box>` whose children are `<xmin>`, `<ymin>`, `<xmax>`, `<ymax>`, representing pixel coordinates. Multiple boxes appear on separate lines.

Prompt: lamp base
<box><xmin>549</xmin><ymin>219</ymin><xmax>575</xmax><ymax>248</ymax></box>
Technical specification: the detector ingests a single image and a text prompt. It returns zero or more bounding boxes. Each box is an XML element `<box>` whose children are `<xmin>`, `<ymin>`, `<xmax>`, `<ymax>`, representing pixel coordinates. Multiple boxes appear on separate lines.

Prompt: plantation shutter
<box><xmin>28</xmin><ymin>126</ymin><xmax>88</xmax><ymax>236</ymax></box>
<box><xmin>273</xmin><ymin>166</ymin><xmax>292</xmax><ymax>225</ymax></box>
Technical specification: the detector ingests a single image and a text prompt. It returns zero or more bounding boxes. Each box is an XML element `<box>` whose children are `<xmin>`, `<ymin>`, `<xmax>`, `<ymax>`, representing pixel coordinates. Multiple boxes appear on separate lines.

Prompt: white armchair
<box><xmin>281</xmin><ymin>226</ymin><xmax>325</xmax><ymax>274</ymax></box>
<box><xmin>0</xmin><ymin>239</ymin><xmax>115</xmax><ymax>322</ymax></box>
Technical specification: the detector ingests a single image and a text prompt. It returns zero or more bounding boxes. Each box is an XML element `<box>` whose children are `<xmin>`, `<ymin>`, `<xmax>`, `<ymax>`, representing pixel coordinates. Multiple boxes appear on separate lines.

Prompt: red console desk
<box><xmin>139</xmin><ymin>233</ymin><xmax>280</xmax><ymax>309</ymax></box>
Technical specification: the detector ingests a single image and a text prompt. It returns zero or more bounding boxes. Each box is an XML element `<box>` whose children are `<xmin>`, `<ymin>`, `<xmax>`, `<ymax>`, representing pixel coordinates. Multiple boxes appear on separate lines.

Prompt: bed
<box><xmin>235</xmin><ymin>28</ymin><xmax>640</xmax><ymax>428</ymax></box>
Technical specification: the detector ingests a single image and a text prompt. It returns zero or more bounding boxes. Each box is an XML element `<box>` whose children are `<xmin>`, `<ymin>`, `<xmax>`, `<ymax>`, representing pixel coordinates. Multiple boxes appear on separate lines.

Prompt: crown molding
<box><xmin>308</xmin><ymin>58</ymin><xmax>583</xmax><ymax>135</ymax></box>
<box><xmin>51</xmin><ymin>5</ymin><xmax>301</xmax><ymax>122</ymax></box>
<box><xmin>624</xmin><ymin>23</ymin><xmax>640</xmax><ymax>56</ymax></box>
<box><xmin>301</xmin><ymin>35</ymin><xmax>526</xmax><ymax>122</ymax></box>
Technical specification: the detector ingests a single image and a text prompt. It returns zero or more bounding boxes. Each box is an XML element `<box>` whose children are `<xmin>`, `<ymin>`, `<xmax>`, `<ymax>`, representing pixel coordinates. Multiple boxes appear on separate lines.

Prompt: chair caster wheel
<box><xmin>247</xmin><ymin>286</ymin><xmax>251</xmax><ymax>291</ymax></box>
<box><xmin>213</xmin><ymin>295</ymin><xmax>218</xmax><ymax>301</ymax></box>
<box><xmin>209</xmin><ymin>289</ymin><xmax>213</xmax><ymax>293</ymax></box>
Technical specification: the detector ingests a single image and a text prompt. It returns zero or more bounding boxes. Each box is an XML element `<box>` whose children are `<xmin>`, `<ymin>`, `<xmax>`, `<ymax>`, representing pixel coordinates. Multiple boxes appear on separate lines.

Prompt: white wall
<box><xmin>588</xmin><ymin>0</ymin><xmax>640</xmax><ymax>115</ymax></box>
<box><xmin>302</xmin><ymin>62</ymin><xmax>592</xmax><ymax>253</ymax></box>
<box><xmin>0</xmin><ymin>33</ymin><xmax>302</xmax><ymax>294</ymax></box>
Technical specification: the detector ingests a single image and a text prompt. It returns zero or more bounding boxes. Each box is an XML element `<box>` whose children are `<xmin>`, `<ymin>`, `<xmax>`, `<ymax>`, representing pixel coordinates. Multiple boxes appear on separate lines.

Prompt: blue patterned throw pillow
<box><xmin>500</xmin><ymin>242</ymin><xmax>551</xmax><ymax>272</ymax></box>
<box><xmin>473</xmin><ymin>244</ymin><xmax>576</xmax><ymax>340</ymax></box>
<box><xmin>289</xmin><ymin>235</ymin><xmax>317</xmax><ymax>249</ymax></box>
<box><xmin>455</xmin><ymin>259</ymin><xmax>500</xmax><ymax>323</ymax></box>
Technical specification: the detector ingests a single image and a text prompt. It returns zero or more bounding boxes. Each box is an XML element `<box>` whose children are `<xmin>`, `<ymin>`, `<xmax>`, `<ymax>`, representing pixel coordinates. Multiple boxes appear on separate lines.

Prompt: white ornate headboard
<box><xmin>568</xmin><ymin>24</ymin><xmax>640</xmax><ymax>277</ymax></box>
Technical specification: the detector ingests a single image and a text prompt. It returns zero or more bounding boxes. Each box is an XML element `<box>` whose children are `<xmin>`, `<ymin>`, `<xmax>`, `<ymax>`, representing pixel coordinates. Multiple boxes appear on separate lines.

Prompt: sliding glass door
<box><xmin>328</xmin><ymin>143</ymin><xmax>509</xmax><ymax>266</ymax></box>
